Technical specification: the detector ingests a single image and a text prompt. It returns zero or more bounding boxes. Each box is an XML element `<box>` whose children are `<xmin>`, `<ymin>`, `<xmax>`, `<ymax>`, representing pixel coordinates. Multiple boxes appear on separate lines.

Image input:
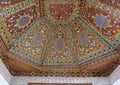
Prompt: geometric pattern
<box><xmin>0</xmin><ymin>0</ymin><xmax>120</xmax><ymax>77</ymax></box>
<box><xmin>98</xmin><ymin>0</ymin><xmax>120</xmax><ymax>9</ymax></box>
<box><xmin>0</xmin><ymin>0</ymin><xmax>24</xmax><ymax>8</ymax></box>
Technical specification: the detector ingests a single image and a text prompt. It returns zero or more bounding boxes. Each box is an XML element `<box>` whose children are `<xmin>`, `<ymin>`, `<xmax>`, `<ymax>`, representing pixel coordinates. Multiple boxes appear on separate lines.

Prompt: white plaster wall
<box><xmin>0</xmin><ymin>74</ymin><xmax>9</xmax><ymax>85</ymax></box>
<box><xmin>0</xmin><ymin>59</ymin><xmax>12</xmax><ymax>84</ymax></box>
<box><xmin>113</xmin><ymin>79</ymin><xmax>120</xmax><ymax>85</ymax></box>
<box><xmin>109</xmin><ymin>65</ymin><xmax>120</xmax><ymax>85</ymax></box>
<box><xmin>93</xmin><ymin>82</ymin><xmax>112</xmax><ymax>85</ymax></box>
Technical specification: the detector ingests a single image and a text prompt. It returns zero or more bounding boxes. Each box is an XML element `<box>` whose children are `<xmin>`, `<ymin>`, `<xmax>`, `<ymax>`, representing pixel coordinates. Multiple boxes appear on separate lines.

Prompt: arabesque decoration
<box><xmin>0</xmin><ymin>0</ymin><xmax>120</xmax><ymax>77</ymax></box>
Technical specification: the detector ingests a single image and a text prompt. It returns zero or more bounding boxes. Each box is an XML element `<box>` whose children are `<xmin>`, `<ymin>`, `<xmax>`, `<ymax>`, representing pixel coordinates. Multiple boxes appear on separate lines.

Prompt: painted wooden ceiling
<box><xmin>0</xmin><ymin>0</ymin><xmax>120</xmax><ymax>77</ymax></box>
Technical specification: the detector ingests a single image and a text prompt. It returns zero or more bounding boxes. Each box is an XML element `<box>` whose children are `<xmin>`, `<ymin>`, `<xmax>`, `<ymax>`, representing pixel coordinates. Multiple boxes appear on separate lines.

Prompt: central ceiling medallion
<box><xmin>44</xmin><ymin>0</ymin><xmax>82</xmax><ymax>24</ymax></box>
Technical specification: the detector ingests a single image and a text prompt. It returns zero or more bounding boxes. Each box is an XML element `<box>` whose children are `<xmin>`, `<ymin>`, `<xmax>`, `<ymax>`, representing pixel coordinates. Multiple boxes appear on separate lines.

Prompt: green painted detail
<box><xmin>0</xmin><ymin>0</ymin><xmax>36</xmax><ymax>17</ymax></box>
<box><xmin>87</xmin><ymin>0</ymin><xmax>120</xmax><ymax>17</ymax></box>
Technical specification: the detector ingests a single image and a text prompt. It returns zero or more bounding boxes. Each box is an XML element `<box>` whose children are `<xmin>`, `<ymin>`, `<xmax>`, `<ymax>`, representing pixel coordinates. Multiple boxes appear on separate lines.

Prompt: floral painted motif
<box><xmin>45</xmin><ymin>30</ymin><xmax>74</xmax><ymax>65</ymax></box>
<box><xmin>4</xmin><ymin>6</ymin><xmax>37</xmax><ymax>40</ymax></box>
<box><xmin>17</xmin><ymin>24</ymin><xmax>49</xmax><ymax>62</ymax></box>
<box><xmin>71</xmin><ymin>21</ymin><xmax>106</xmax><ymax>60</ymax></box>
<box><xmin>82</xmin><ymin>6</ymin><xmax>120</xmax><ymax>38</ymax></box>
<box><xmin>50</xmin><ymin>4</ymin><xmax>74</xmax><ymax>20</ymax></box>
<box><xmin>44</xmin><ymin>0</ymin><xmax>83</xmax><ymax>23</ymax></box>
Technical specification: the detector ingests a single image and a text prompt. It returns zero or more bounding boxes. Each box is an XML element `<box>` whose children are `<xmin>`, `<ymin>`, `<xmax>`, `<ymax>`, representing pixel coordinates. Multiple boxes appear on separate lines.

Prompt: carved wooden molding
<box><xmin>11</xmin><ymin>77</ymin><xmax>110</xmax><ymax>85</ymax></box>
<box><xmin>28</xmin><ymin>83</ymin><xmax>92</xmax><ymax>85</ymax></box>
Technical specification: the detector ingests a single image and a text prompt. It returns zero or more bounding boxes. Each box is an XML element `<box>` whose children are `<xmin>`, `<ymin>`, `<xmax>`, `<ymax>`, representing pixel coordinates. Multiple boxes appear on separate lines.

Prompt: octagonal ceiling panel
<box><xmin>83</xmin><ymin>6</ymin><xmax>120</xmax><ymax>38</ymax></box>
<box><xmin>82</xmin><ymin>0</ymin><xmax>120</xmax><ymax>47</ymax></box>
<box><xmin>43</xmin><ymin>0</ymin><xmax>84</xmax><ymax>24</ymax></box>
<box><xmin>70</xmin><ymin>21</ymin><xmax>107</xmax><ymax>64</ymax></box>
<box><xmin>0</xmin><ymin>0</ymin><xmax>40</xmax><ymax>48</ymax></box>
<box><xmin>43</xmin><ymin>26</ymin><xmax>75</xmax><ymax>65</ymax></box>
<box><xmin>4</xmin><ymin>6</ymin><xmax>37</xmax><ymax>39</ymax></box>
<box><xmin>10</xmin><ymin>18</ymin><xmax>50</xmax><ymax>65</ymax></box>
